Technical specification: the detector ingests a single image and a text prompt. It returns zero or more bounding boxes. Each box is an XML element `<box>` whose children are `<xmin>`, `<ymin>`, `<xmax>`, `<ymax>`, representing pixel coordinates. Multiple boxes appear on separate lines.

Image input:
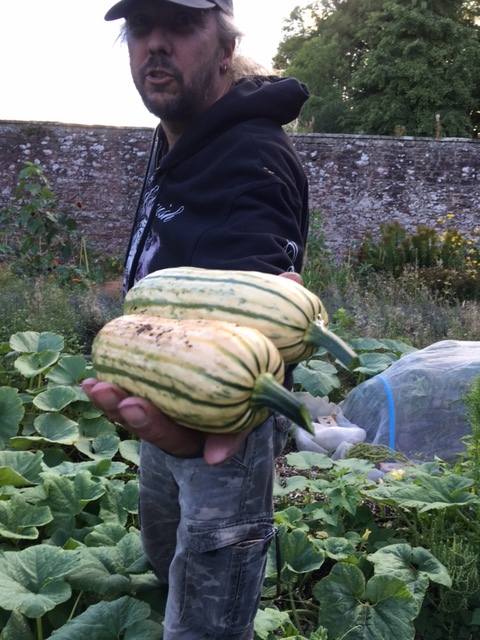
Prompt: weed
<box><xmin>303</xmin><ymin>212</ymin><xmax>353</xmax><ymax>296</ymax></box>
<box><xmin>0</xmin><ymin>162</ymin><xmax>82</xmax><ymax>276</ymax></box>
<box><xmin>457</xmin><ymin>376</ymin><xmax>480</xmax><ymax>491</ymax></box>
<box><xmin>0</xmin><ymin>267</ymin><xmax>122</xmax><ymax>353</ymax></box>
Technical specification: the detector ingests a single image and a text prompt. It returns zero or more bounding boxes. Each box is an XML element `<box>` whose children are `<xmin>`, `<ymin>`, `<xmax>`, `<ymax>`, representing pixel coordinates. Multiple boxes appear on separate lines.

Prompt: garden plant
<box><xmin>1</xmin><ymin>330</ymin><xmax>479</xmax><ymax>639</ymax></box>
<box><xmin>1</xmin><ymin>165</ymin><xmax>480</xmax><ymax>639</ymax></box>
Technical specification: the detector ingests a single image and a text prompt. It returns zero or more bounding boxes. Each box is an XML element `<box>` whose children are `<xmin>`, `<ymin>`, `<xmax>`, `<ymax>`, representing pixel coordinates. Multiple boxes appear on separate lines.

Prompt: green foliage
<box><xmin>345</xmin><ymin>1</ymin><xmax>480</xmax><ymax>137</ymax></box>
<box><xmin>0</xmin><ymin>163</ymin><xmax>82</xmax><ymax>276</ymax></box>
<box><xmin>0</xmin><ymin>315</ymin><xmax>479</xmax><ymax>638</ymax></box>
<box><xmin>0</xmin><ymin>162</ymin><xmax>124</xmax><ymax>291</ymax></box>
<box><xmin>457</xmin><ymin>376</ymin><xmax>480</xmax><ymax>488</ymax></box>
<box><xmin>276</xmin><ymin>0</ymin><xmax>480</xmax><ymax>137</ymax></box>
<box><xmin>0</xmin><ymin>205</ymin><xmax>479</xmax><ymax>638</ymax></box>
<box><xmin>416</xmin><ymin>521</ymin><xmax>480</xmax><ymax>640</ymax></box>
<box><xmin>314</xmin><ymin>563</ymin><xmax>418</xmax><ymax>639</ymax></box>
<box><xmin>294</xmin><ymin>336</ymin><xmax>416</xmax><ymax>402</ymax></box>
<box><xmin>355</xmin><ymin>220</ymin><xmax>480</xmax><ymax>301</ymax></box>
<box><xmin>0</xmin><ymin>164</ymin><xmax>124</xmax><ymax>353</ymax></box>
<box><xmin>356</xmin><ymin>221</ymin><xmax>410</xmax><ymax>276</ymax></box>
<box><xmin>356</xmin><ymin>221</ymin><xmax>445</xmax><ymax>275</ymax></box>
<box><xmin>0</xmin><ymin>268</ymin><xmax>123</xmax><ymax>353</ymax></box>
<box><xmin>301</xmin><ymin>214</ymin><xmax>478</xmax><ymax>351</ymax></box>
<box><xmin>303</xmin><ymin>211</ymin><xmax>353</xmax><ymax>296</ymax></box>
<box><xmin>0</xmin><ymin>331</ymin><xmax>169</xmax><ymax>639</ymax></box>
<box><xmin>260</xmin><ymin>451</ymin><xmax>480</xmax><ymax>639</ymax></box>
<box><xmin>361</xmin><ymin>463</ymin><xmax>480</xmax><ymax>640</ymax></box>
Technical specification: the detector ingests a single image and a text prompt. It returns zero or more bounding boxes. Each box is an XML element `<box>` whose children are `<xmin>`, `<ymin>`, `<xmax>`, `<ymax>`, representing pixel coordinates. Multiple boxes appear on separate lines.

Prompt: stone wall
<box><xmin>0</xmin><ymin>121</ymin><xmax>152</xmax><ymax>256</ymax></box>
<box><xmin>1</xmin><ymin>120</ymin><xmax>478</xmax><ymax>259</ymax></box>
<box><xmin>292</xmin><ymin>133</ymin><xmax>479</xmax><ymax>254</ymax></box>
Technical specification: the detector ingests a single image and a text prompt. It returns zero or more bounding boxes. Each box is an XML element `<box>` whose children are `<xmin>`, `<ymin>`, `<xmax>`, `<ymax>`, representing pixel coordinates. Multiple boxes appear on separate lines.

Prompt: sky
<box><xmin>1</xmin><ymin>0</ymin><xmax>308</xmax><ymax>129</ymax></box>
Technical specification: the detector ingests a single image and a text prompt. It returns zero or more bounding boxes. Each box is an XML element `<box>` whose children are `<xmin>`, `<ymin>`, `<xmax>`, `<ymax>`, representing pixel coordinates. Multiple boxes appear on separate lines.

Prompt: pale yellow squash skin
<box><xmin>124</xmin><ymin>267</ymin><xmax>329</xmax><ymax>364</ymax></box>
<box><xmin>92</xmin><ymin>315</ymin><xmax>302</xmax><ymax>434</ymax></box>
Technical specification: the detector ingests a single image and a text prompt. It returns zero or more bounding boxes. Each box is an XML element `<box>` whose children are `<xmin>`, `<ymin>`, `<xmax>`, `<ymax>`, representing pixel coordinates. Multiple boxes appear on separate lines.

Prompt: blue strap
<box><xmin>377</xmin><ymin>375</ymin><xmax>396</xmax><ymax>453</ymax></box>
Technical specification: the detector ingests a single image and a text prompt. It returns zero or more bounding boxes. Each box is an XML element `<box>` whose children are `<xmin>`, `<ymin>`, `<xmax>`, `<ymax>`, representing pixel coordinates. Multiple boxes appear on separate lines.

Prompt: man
<box><xmin>82</xmin><ymin>1</ymin><xmax>310</xmax><ymax>637</ymax></box>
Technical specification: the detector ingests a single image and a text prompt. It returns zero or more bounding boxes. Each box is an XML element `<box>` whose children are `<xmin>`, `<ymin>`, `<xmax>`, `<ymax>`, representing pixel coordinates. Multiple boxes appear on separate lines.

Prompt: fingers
<box><xmin>82</xmin><ymin>378</ymin><xmax>130</xmax><ymax>424</ymax></box>
<box><xmin>203</xmin><ymin>427</ymin><xmax>252</xmax><ymax>466</ymax></box>
<box><xmin>279</xmin><ymin>271</ymin><xmax>303</xmax><ymax>285</ymax></box>
<box><xmin>82</xmin><ymin>379</ymin><xmax>204</xmax><ymax>458</ymax></box>
<box><xmin>81</xmin><ymin>379</ymin><xmax>252</xmax><ymax>465</ymax></box>
<box><xmin>116</xmin><ymin>396</ymin><xmax>205</xmax><ymax>458</ymax></box>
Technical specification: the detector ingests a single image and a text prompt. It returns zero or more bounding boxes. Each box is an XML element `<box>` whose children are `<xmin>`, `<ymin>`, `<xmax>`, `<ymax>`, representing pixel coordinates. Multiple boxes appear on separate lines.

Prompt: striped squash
<box><xmin>124</xmin><ymin>267</ymin><xmax>357</xmax><ymax>367</ymax></box>
<box><xmin>91</xmin><ymin>315</ymin><xmax>313</xmax><ymax>434</ymax></box>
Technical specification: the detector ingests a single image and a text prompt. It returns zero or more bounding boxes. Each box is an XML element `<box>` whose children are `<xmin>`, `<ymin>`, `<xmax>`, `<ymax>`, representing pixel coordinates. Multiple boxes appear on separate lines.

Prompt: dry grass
<box><xmin>0</xmin><ymin>269</ymin><xmax>123</xmax><ymax>352</ymax></box>
<box><xmin>316</xmin><ymin>268</ymin><xmax>480</xmax><ymax>349</ymax></box>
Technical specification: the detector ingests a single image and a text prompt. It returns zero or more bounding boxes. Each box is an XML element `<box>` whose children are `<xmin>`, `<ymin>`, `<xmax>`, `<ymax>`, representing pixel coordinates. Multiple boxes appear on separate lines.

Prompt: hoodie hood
<box><xmin>160</xmin><ymin>76</ymin><xmax>309</xmax><ymax>165</ymax></box>
<box><xmin>223</xmin><ymin>76</ymin><xmax>310</xmax><ymax>126</ymax></box>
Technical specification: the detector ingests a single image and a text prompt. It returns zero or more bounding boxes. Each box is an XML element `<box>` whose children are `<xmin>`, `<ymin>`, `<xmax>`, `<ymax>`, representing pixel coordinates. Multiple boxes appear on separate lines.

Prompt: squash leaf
<box><xmin>45</xmin><ymin>355</ymin><xmax>88</xmax><ymax>386</ymax></box>
<box><xmin>294</xmin><ymin>360</ymin><xmax>341</xmax><ymax>397</ymax></box>
<box><xmin>0</xmin><ymin>387</ymin><xmax>24</xmax><ymax>447</ymax></box>
<box><xmin>0</xmin><ymin>451</ymin><xmax>44</xmax><ymax>487</ymax></box>
<box><xmin>9</xmin><ymin>332</ymin><xmax>64</xmax><ymax>354</ymax></box>
<box><xmin>33</xmin><ymin>386</ymin><xmax>78</xmax><ymax>412</ymax></box>
<box><xmin>314</xmin><ymin>563</ymin><xmax>417</xmax><ymax>640</ymax></box>
<box><xmin>0</xmin><ymin>546</ymin><xmax>80</xmax><ymax>618</ymax></box>
<box><xmin>0</xmin><ymin>492</ymin><xmax>52</xmax><ymax>540</ymax></box>
<box><xmin>48</xmin><ymin>596</ymin><xmax>162</xmax><ymax>639</ymax></box>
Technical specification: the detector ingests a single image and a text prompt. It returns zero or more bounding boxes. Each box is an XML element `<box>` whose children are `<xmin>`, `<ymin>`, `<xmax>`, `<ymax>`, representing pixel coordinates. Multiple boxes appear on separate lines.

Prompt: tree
<box><xmin>276</xmin><ymin>0</ymin><xmax>480</xmax><ymax>137</ymax></box>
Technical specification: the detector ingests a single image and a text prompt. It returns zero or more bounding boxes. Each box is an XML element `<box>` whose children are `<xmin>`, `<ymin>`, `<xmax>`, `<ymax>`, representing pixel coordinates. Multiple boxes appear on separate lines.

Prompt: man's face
<box><xmin>125</xmin><ymin>1</ymin><xmax>230</xmax><ymax>123</ymax></box>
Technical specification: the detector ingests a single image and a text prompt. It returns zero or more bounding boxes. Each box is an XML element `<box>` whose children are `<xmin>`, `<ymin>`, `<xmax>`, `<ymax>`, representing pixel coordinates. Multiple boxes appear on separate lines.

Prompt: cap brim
<box><xmin>105</xmin><ymin>0</ymin><xmax>217</xmax><ymax>21</ymax></box>
<box><xmin>105</xmin><ymin>0</ymin><xmax>132</xmax><ymax>21</ymax></box>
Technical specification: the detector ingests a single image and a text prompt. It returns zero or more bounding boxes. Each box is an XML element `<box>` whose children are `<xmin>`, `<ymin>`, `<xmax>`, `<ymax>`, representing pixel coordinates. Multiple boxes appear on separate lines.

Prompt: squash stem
<box><xmin>305</xmin><ymin>319</ymin><xmax>359</xmax><ymax>369</ymax></box>
<box><xmin>252</xmin><ymin>373</ymin><xmax>314</xmax><ymax>434</ymax></box>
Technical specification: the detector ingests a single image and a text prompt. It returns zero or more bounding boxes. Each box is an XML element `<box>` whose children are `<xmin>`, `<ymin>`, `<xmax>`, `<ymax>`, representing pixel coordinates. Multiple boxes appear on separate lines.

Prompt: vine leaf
<box><xmin>0</xmin><ymin>546</ymin><xmax>80</xmax><ymax>618</ymax></box>
<box><xmin>314</xmin><ymin>563</ymin><xmax>417</xmax><ymax>640</ymax></box>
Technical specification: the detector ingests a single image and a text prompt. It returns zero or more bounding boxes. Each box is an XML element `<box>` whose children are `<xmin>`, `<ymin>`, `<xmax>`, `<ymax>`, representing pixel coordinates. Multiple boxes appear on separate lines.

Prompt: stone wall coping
<box><xmin>1</xmin><ymin>119</ymin><xmax>477</xmax><ymax>144</ymax></box>
<box><xmin>0</xmin><ymin>119</ymin><xmax>155</xmax><ymax>132</ymax></box>
<box><xmin>289</xmin><ymin>132</ymin><xmax>478</xmax><ymax>144</ymax></box>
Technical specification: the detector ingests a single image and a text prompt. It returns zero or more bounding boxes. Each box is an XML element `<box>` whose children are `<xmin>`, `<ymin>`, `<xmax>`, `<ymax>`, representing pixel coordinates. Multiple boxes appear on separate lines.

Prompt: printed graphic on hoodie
<box><xmin>125</xmin><ymin>178</ymin><xmax>185</xmax><ymax>287</ymax></box>
<box><xmin>124</xmin><ymin>183</ymin><xmax>160</xmax><ymax>288</ymax></box>
<box><xmin>284</xmin><ymin>240</ymin><xmax>299</xmax><ymax>271</ymax></box>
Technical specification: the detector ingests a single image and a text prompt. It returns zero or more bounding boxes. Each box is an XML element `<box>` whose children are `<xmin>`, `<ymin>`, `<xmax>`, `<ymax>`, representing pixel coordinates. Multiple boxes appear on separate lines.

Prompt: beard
<box><xmin>133</xmin><ymin>54</ymin><xmax>221</xmax><ymax>122</ymax></box>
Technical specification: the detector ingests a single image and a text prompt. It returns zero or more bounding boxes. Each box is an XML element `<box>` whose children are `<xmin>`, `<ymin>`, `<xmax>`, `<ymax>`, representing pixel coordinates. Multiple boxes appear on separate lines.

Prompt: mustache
<box><xmin>140</xmin><ymin>56</ymin><xmax>181</xmax><ymax>81</ymax></box>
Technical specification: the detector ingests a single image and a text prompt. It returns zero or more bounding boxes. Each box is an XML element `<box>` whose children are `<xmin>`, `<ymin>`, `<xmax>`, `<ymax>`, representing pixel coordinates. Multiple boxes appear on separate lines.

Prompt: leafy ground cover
<box><xmin>1</xmin><ymin>329</ymin><xmax>479</xmax><ymax>639</ymax></box>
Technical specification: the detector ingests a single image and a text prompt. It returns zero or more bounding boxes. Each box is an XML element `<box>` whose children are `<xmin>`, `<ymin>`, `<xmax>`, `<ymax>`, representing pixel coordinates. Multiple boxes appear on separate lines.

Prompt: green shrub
<box><xmin>0</xmin><ymin>162</ymin><xmax>82</xmax><ymax>276</ymax></box>
<box><xmin>354</xmin><ymin>218</ymin><xmax>480</xmax><ymax>302</ymax></box>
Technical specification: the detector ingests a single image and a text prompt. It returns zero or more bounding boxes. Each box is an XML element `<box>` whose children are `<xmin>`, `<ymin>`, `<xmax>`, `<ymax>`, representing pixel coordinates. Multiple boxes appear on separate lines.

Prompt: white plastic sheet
<box><xmin>293</xmin><ymin>393</ymin><xmax>366</xmax><ymax>459</ymax></box>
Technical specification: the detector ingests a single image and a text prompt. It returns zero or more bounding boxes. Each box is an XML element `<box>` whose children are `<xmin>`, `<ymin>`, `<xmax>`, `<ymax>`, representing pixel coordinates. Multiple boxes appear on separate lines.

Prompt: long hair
<box><xmin>216</xmin><ymin>10</ymin><xmax>271</xmax><ymax>80</ymax></box>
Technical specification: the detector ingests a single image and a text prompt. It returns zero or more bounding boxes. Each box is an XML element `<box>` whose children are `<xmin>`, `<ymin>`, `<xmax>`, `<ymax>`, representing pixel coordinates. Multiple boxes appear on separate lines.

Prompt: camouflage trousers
<box><xmin>138</xmin><ymin>413</ymin><xmax>291</xmax><ymax>640</ymax></box>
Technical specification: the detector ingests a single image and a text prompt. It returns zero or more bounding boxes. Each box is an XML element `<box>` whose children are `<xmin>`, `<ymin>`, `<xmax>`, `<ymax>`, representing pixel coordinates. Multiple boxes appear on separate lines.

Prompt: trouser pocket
<box><xmin>180</xmin><ymin>521</ymin><xmax>275</xmax><ymax>634</ymax></box>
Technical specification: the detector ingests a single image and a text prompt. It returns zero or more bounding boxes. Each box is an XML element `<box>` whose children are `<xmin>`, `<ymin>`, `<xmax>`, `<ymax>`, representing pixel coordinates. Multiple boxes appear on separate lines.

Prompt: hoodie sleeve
<box><xmin>190</xmin><ymin>177</ymin><xmax>309</xmax><ymax>275</ymax></box>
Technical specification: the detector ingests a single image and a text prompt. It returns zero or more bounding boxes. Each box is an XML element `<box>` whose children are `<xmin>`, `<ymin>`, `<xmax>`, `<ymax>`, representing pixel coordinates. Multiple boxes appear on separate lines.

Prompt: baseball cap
<box><xmin>105</xmin><ymin>0</ymin><xmax>234</xmax><ymax>20</ymax></box>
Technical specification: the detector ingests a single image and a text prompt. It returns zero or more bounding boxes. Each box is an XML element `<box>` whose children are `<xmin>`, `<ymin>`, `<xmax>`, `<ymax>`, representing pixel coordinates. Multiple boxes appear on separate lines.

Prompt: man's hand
<box><xmin>82</xmin><ymin>272</ymin><xmax>301</xmax><ymax>465</ymax></box>
<box><xmin>279</xmin><ymin>271</ymin><xmax>303</xmax><ymax>285</ymax></box>
<box><xmin>81</xmin><ymin>379</ymin><xmax>252</xmax><ymax>466</ymax></box>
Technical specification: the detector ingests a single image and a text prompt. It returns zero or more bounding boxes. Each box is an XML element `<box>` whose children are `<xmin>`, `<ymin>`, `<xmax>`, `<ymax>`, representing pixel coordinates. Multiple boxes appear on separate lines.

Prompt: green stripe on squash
<box><xmin>92</xmin><ymin>315</ymin><xmax>313</xmax><ymax>435</ymax></box>
<box><xmin>124</xmin><ymin>266</ymin><xmax>358</xmax><ymax>368</ymax></box>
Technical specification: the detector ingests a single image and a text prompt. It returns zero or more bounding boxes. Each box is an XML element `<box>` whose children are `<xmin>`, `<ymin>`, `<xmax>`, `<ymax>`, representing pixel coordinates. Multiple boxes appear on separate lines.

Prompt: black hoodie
<box><xmin>123</xmin><ymin>75</ymin><xmax>310</xmax><ymax>293</ymax></box>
